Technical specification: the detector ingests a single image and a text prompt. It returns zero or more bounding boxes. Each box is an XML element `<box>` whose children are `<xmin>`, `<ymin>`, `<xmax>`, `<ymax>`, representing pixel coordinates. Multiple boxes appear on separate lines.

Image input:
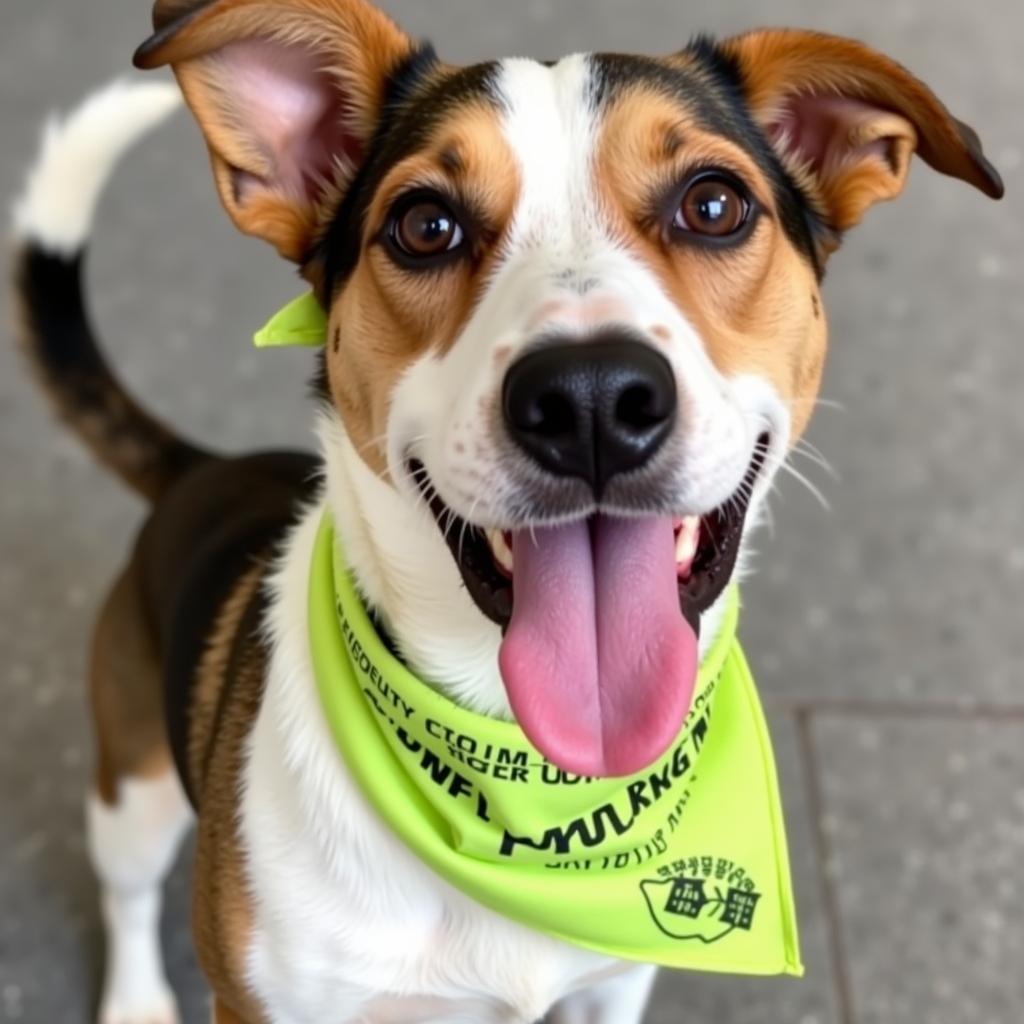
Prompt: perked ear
<box><xmin>719</xmin><ymin>30</ymin><xmax>1004</xmax><ymax>255</ymax></box>
<box><xmin>134</xmin><ymin>0</ymin><xmax>417</xmax><ymax>262</ymax></box>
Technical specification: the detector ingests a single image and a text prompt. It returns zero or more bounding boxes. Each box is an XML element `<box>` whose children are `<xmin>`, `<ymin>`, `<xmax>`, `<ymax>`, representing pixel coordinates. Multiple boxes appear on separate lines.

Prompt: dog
<box><xmin>12</xmin><ymin>1</ymin><xmax>1003</xmax><ymax>1021</ymax></box>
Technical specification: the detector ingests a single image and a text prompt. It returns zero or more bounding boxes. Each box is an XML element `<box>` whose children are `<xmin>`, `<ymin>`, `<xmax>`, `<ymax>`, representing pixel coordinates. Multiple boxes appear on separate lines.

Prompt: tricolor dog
<box><xmin>12</xmin><ymin>1</ymin><xmax>1002</xmax><ymax>1021</ymax></box>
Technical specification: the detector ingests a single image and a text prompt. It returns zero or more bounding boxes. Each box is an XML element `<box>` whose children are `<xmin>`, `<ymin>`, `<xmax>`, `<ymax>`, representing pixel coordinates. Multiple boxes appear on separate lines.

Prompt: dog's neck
<box><xmin>319</xmin><ymin>417</ymin><xmax>735</xmax><ymax>720</ymax></box>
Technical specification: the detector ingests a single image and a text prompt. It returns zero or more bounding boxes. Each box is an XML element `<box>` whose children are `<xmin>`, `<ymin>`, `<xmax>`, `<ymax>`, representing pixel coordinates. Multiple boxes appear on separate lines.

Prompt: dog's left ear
<box><xmin>134</xmin><ymin>0</ymin><xmax>419</xmax><ymax>262</ymax></box>
<box><xmin>719</xmin><ymin>30</ymin><xmax>1004</xmax><ymax>255</ymax></box>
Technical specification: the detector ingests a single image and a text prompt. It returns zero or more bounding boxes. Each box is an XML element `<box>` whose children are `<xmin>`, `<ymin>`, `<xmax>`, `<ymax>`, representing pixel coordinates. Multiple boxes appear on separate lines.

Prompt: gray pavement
<box><xmin>1</xmin><ymin>1</ymin><xmax>1021</xmax><ymax>1022</ymax></box>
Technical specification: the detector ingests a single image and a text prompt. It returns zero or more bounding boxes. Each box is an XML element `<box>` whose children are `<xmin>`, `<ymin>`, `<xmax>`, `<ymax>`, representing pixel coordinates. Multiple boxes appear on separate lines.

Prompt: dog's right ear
<box><xmin>134</xmin><ymin>0</ymin><xmax>419</xmax><ymax>262</ymax></box>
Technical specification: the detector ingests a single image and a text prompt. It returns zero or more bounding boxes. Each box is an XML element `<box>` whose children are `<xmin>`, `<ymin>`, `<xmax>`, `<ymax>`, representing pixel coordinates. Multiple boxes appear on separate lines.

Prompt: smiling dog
<box><xmin>12</xmin><ymin>1</ymin><xmax>1003</xmax><ymax>1021</ymax></box>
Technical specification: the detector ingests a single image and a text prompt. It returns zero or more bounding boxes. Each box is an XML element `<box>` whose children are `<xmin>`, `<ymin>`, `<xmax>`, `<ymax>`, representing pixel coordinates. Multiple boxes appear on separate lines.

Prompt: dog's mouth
<box><xmin>408</xmin><ymin>435</ymin><xmax>769</xmax><ymax>777</ymax></box>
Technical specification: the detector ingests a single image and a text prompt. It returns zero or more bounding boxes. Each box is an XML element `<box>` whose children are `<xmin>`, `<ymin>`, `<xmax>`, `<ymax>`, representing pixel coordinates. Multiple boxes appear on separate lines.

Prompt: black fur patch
<box><xmin>151</xmin><ymin>0</ymin><xmax>215</xmax><ymax>32</ymax></box>
<box><xmin>17</xmin><ymin>245</ymin><xmax>208</xmax><ymax>496</ymax></box>
<box><xmin>309</xmin><ymin>347</ymin><xmax>330</xmax><ymax>404</ymax></box>
<box><xmin>20</xmin><ymin>249</ymin><xmax>105</xmax><ymax>384</ymax></box>
<box><xmin>134</xmin><ymin>0</ymin><xmax>217</xmax><ymax>67</ymax></box>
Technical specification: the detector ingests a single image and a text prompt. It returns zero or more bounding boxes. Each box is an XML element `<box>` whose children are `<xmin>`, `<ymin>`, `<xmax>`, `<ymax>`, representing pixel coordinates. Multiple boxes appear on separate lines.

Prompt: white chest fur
<box><xmin>239</xmin><ymin>505</ymin><xmax>625</xmax><ymax>1024</ymax></box>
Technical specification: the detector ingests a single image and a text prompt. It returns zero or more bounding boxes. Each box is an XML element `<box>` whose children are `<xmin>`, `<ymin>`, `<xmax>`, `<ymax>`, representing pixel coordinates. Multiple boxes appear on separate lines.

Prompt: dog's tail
<box><xmin>11</xmin><ymin>79</ymin><xmax>211</xmax><ymax>504</ymax></box>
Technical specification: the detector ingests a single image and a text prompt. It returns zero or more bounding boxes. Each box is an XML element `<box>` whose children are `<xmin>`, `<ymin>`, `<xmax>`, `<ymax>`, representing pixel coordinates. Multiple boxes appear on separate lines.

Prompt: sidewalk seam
<box><xmin>769</xmin><ymin>697</ymin><xmax>1024</xmax><ymax>721</ymax></box>
<box><xmin>794</xmin><ymin>708</ymin><xmax>857</xmax><ymax>1024</ymax></box>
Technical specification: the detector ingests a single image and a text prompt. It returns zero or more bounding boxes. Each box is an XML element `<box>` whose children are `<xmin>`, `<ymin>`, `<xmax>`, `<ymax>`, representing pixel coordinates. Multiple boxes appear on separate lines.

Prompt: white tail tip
<box><xmin>12</xmin><ymin>79</ymin><xmax>182</xmax><ymax>256</ymax></box>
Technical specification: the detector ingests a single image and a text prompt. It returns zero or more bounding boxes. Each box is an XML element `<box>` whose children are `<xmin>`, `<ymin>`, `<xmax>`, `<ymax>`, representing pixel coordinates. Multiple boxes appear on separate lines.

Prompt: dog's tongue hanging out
<box><xmin>499</xmin><ymin>516</ymin><xmax>698</xmax><ymax>777</ymax></box>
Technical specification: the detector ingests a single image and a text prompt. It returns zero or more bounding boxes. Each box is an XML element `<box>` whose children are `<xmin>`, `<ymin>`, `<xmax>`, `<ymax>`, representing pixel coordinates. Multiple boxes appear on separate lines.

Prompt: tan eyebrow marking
<box><xmin>663</xmin><ymin>126</ymin><xmax>685</xmax><ymax>159</ymax></box>
<box><xmin>440</xmin><ymin>144</ymin><xmax>465</xmax><ymax>177</ymax></box>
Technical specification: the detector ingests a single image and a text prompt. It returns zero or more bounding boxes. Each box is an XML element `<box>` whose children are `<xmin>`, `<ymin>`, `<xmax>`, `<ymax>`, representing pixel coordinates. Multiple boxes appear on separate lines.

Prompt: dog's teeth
<box><xmin>487</xmin><ymin>529</ymin><xmax>514</xmax><ymax>575</ymax></box>
<box><xmin>675</xmin><ymin>515</ymin><xmax>700</xmax><ymax>577</ymax></box>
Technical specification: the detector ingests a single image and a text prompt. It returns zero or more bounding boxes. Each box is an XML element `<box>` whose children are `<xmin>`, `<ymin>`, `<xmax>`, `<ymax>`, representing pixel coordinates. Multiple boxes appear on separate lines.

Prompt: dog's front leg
<box><xmin>546</xmin><ymin>965</ymin><xmax>657</xmax><ymax>1024</ymax></box>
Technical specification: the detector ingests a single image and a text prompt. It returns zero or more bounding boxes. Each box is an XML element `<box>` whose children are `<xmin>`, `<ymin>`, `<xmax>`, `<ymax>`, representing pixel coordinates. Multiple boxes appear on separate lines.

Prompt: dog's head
<box><xmin>137</xmin><ymin>0</ymin><xmax>1002</xmax><ymax>776</ymax></box>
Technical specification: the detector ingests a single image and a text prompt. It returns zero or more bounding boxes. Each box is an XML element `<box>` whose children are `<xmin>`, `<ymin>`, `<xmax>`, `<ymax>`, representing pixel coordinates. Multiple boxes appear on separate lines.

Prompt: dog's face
<box><xmin>138</xmin><ymin>0</ymin><xmax>1001</xmax><ymax>776</ymax></box>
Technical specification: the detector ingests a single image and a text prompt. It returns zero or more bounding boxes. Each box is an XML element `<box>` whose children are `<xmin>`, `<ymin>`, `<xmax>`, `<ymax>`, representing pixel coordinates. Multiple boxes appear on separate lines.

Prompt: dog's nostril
<box><xmin>616</xmin><ymin>384</ymin><xmax>666</xmax><ymax>431</ymax></box>
<box><xmin>532</xmin><ymin>393</ymin><xmax>577</xmax><ymax>438</ymax></box>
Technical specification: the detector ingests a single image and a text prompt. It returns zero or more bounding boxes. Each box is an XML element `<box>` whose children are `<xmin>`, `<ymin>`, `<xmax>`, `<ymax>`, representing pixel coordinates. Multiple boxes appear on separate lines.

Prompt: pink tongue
<box><xmin>499</xmin><ymin>516</ymin><xmax>698</xmax><ymax>777</ymax></box>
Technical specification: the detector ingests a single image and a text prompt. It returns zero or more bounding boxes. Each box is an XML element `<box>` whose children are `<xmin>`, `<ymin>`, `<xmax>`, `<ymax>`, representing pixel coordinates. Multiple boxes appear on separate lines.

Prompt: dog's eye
<box><xmin>674</xmin><ymin>175</ymin><xmax>750</xmax><ymax>237</ymax></box>
<box><xmin>391</xmin><ymin>196</ymin><xmax>464</xmax><ymax>260</ymax></box>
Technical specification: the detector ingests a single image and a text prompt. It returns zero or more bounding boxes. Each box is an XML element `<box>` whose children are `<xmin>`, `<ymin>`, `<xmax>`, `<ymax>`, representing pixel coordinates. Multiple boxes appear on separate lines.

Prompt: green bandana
<box><xmin>254</xmin><ymin>292</ymin><xmax>327</xmax><ymax>349</ymax></box>
<box><xmin>309</xmin><ymin>515</ymin><xmax>803</xmax><ymax>976</ymax></box>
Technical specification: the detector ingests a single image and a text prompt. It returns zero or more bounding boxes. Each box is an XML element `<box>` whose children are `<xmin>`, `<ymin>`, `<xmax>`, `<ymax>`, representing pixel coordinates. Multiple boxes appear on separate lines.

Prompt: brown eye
<box><xmin>392</xmin><ymin>197</ymin><xmax>464</xmax><ymax>259</ymax></box>
<box><xmin>675</xmin><ymin>176</ymin><xmax>749</xmax><ymax>237</ymax></box>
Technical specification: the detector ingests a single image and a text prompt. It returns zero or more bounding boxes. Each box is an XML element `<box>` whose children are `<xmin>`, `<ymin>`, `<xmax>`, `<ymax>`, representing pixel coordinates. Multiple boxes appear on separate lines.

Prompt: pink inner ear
<box><xmin>216</xmin><ymin>39</ymin><xmax>362</xmax><ymax>202</ymax></box>
<box><xmin>769</xmin><ymin>94</ymin><xmax>893</xmax><ymax>176</ymax></box>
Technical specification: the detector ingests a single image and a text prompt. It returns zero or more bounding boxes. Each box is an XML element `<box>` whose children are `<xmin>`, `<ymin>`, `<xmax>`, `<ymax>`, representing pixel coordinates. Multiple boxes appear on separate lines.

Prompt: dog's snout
<box><xmin>502</xmin><ymin>336</ymin><xmax>677</xmax><ymax>495</ymax></box>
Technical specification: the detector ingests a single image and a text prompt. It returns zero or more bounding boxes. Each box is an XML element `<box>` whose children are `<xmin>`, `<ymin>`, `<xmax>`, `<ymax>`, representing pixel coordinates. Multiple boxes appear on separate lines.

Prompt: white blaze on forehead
<box><xmin>493</xmin><ymin>55</ymin><xmax>605</xmax><ymax>259</ymax></box>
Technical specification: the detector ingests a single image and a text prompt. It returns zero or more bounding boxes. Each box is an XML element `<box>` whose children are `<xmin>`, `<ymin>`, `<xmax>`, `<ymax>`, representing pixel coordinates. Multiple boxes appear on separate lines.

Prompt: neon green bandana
<box><xmin>254</xmin><ymin>292</ymin><xmax>327</xmax><ymax>349</ymax></box>
<box><xmin>308</xmin><ymin>515</ymin><xmax>802</xmax><ymax>976</ymax></box>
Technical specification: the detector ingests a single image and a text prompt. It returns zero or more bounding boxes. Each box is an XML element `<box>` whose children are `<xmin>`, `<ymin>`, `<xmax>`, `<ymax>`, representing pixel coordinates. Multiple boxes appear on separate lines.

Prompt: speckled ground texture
<box><xmin>1</xmin><ymin>1</ymin><xmax>1021</xmax><ymax>1022</ymax></box>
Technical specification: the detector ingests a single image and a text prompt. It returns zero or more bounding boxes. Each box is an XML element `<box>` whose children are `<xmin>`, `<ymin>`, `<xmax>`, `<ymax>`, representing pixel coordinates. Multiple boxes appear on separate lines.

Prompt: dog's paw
<box><xmin>98</xmin><ymin>985</ymin><xmax>180</xmax><ymax>1024</ymax></box>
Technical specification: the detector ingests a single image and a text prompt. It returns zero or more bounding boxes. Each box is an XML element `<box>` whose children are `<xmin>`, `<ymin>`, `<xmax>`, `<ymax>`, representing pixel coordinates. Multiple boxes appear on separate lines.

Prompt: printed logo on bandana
<box><xmin>641</xmin><ymin>856</ymin><xmax>761</xmax><ymax>944</ymax></box>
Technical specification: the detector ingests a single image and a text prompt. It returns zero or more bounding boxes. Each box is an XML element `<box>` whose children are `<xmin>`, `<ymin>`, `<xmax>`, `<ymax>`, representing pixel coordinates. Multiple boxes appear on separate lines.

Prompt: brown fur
<box><xmin>186</xmin><ymin>564</ymin><xmax>265</xmax><ymax>796</ymax></box>
<box><xmin>189</xmin><ymin>566</ymin><xmax>271</xmax><ymax>1024</ymax></box>
<box><xmin>90</xmin><ymin>560</ymin><xmax>174</xmax><ymax>805</ymax></box>
<box><xmin>214</xmin><ymin>1000</ymin><xmax>252</xmax><ymax>1024</ymax></box>
<box><xmin>722</xmin><ymin>30</ymin><xmax>1002</xmax><ymax>193</ymax></box>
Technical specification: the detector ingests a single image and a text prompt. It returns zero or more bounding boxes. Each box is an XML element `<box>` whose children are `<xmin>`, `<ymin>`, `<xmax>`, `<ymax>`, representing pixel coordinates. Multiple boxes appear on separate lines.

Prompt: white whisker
<box><xmin>790</xmin><ymin>440</ymin><xmax>839</xmax><ymax>480</ymax></box>
<box><xmin>777</xmin><ymin>458</ymin><xmax>831</xmax><ymax>511</ymax></box>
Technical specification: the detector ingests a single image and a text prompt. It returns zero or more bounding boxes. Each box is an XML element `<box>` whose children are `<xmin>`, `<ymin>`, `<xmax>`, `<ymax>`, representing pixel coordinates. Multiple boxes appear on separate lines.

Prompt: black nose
<box><xmin>502</xmin><ymin>336</ymin><xmax>677</xmax><ymax>496</ymax></box>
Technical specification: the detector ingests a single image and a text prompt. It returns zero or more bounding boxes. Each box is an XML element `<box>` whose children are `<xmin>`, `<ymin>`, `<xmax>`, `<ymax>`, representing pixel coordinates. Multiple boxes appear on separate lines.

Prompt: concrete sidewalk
<box><xmin>1</xmin><ymin>1</ymin><xmax>1021</xmax><ymax>1022</ymax></box>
